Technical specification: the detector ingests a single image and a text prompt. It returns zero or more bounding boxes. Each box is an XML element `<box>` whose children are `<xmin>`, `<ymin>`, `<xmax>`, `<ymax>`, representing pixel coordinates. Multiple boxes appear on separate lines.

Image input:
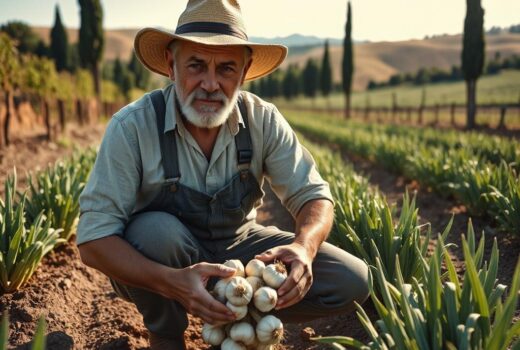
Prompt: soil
<box><xmin>0</xmin><ymin>104</ymin><xmax>517</xmax><ymax>349</ymax></box>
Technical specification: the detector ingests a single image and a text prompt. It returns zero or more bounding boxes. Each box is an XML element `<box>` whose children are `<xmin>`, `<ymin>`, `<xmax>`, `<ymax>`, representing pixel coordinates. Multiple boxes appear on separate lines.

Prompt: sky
<box><xmin>1</xmin><ymin>0</ymin><xmax>519</xmax><ymax>42</ymax></box>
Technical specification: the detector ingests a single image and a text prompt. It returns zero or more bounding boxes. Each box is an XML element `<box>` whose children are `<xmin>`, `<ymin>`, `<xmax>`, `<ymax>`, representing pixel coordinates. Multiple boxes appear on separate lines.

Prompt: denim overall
<box><xmin>142</xmin><ymin>90</ymin><xmax>264</xmax><ymax>251</ymax></box>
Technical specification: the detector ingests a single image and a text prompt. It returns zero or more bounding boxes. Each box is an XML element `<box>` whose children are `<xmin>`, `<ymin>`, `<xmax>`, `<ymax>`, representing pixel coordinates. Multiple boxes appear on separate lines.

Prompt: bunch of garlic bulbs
<box><xmin>202</xmin><ymin>259</ymin><xmax>288</xmax><ymax>349</ymax></box>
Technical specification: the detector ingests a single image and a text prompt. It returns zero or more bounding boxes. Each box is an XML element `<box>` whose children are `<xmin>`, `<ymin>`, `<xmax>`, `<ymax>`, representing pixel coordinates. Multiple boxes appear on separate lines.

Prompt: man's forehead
<box><xmin>177</xmin><ymin>41</ymin><xmax>245</xmax><ymax>60</ymax></box>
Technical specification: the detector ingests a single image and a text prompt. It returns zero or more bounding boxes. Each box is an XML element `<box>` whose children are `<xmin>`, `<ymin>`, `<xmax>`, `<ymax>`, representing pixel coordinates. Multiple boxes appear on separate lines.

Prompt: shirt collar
<box><xmin>162</xmin><ymin>83</ymin><xmax>244</xmax><ymax>136</ymax></box>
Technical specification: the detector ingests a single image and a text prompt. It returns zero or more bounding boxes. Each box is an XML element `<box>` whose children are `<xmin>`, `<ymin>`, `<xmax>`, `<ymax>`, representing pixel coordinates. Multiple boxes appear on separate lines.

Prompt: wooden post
<box><xmin>450</xmin><ymin>103</ymin><xmax>456</xmax><ymax>126</ymax></box>
<box><xmin>434</xmin><ymin>104</ymin><xmax>440</xmax><ymax>125</ymax></box>
<box><xmin>497</xmin><ymin>106</ymin><xmax>507</xmax><ymax>130</ymax></box>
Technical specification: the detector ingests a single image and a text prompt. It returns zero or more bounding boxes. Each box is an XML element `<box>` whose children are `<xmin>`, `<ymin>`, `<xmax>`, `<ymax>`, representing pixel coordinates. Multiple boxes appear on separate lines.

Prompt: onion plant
<box><xmin>24</xmin><ymin>148</ymin><xmax>96</xmax><ymax>241</ymax></box>
<box><xmin>302</xmin><ymin>137</ymin><xmax>434</xmax><ymax>291</ymax></box>
<box><xmin>0</xmin><ymin>312</ymin><xmax>47</xmax><ymax>350</ymax></box>
<box><xmin>313</xmin><ymin>222</ymin><xmax>520</xmax><ymax>349</ymax></box>
<box><xmin>0</xmin><ymin>174</ymin><xmax>64</xmax><ymax>293</ymax></box>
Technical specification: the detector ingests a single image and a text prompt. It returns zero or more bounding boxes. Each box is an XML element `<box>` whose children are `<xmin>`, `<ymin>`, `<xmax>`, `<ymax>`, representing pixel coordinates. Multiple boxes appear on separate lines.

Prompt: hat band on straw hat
<box><xmin>175</xmin><ymin>22</ymin><xmax>248</xmax><ymax>41</ymax></box>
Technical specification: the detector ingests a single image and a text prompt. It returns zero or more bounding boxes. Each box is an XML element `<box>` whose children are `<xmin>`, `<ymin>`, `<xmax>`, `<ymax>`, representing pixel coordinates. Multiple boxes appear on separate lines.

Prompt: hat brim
<box><xmin>134</xmin><ymin>28</ymin><xmax>288</xmax><ymax>81</ymax></box>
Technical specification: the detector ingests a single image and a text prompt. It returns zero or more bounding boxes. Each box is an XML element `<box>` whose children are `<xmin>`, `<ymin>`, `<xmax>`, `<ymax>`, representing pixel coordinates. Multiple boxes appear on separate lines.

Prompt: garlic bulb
<box><xmin>262</xmin><ymin>261</ymin><xmax>287</xmax><ymax>289</ymax></box>
<box><xmin>225</xmin><ymin>276</ymin><xmax>253</xmax><ymax>306</ymax></box>
<box><xmin>246</xmin><ymin>276</ymin><xmax>265</xmax><ymax>293</ymax></box>
<box><xmin>201</xmin><ymin>323</ymin><xmax>225</xmax><ymax>346</ymax></box>
<box><xmin>253</xmin><ymin>286</ymin><xmax>278</xmax><ymax>312</ymax></box>
<box><xmin>245</xmin><ymin>259</ymin><xmax>265</xmax><ymax>277</ymax></box>
<box><xmin>224</xmin><ymin>259</ymin><xmax>245</xmax><ymax>277</ymax></box>
<box><xmin>213</xmin><ymin>279</ymin><xmax>229</xmax><ymax>303</ymax></box>
<box><xmin>229</xmin><ymin>322</ymin><xmax>256</xmax><ymax>345</ymax></box>
<box><xmin>256</xmin><ymin>315</ymin><xmax>284</xmax><ymax>345</ymax></box>
<box><xmin>226</xmin><ymin>301</ymin><xmax>248</xmax><ymax>320</ymax></box>
<box><xmin>221</xmin><ymin>338</ymin><xmax>247</xmax><ymax>350</ymax></box>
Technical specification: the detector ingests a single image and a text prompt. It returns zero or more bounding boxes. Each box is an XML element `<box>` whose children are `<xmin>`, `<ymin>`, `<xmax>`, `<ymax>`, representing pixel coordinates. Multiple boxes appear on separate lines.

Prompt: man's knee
<box><xmin>316</xmin><ymin>243</ymin><xmax>370</xmax><ymax>312</ymax></box>
<box><xmin>123</xmin><ymin>211</ymin><xmax>202</xmax><ymax>267</ymax></box>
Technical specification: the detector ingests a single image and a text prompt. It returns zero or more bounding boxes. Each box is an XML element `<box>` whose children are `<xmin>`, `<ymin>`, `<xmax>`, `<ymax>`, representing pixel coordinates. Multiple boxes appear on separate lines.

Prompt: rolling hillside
<box><xmin>32</xmin><ymin>27</ymin><xmax>520</xmax><ymax>91</ymax></box>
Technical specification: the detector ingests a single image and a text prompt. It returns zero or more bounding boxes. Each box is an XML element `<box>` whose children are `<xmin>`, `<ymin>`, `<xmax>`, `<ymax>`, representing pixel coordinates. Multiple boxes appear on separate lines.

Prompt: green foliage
<box><xmin>50</xmin><ymin>4</ymin><xmax>70</xmax><ymax>72</ymax></box>
<box><xmin>0</xmin><ymin>33</ymin><xmax>20</xmax><ymax>91</ymax></box>
<box><xmin>342</xmin><ymin>1</ymin><xmax>353</xmax><ymax>94</ymax></box>
<box><xmin>313</xmin><ymin>224</ymin><xmax>520</xmax><ymax>349</ymax></box>
<box><xmin>462</xmin><ymin>0</ymin><xmax>485</xmax><ymax>81</ymax></box>
<box><xmin>0</xmin><ymin>313</ymin><xmax>48</xmax><ymax>350</ymax></box>
<box><xmin>0</xmin><ymin>21</ymin><xmax>44</xmax><ymax>56</ymax></box>
<box><xmin>302</xmin><ymin>58</ymin><xmax>319</xmax><ymax>98</ymax></box>
<box><xmin>21</xmin><ymin>55</ymin><xmax>59</xmax><ymax>99</ymax></box>
<box><xmin>0</xmin><ymin>173</ymin><xmax>64</xmax><ymax>293</ymax></box>
<box><xmin>78</xmin><ymin>0</ymin><xmax>104</xmax><ymax>69</ymax></box>
<box><xmin>282</xmin><ymin>64</ymin><xmax>300</xmax><ymax>99</ymax></box>
<box><xmin>320</xmin><ymin>40</ymin><xmax>333</xmax><ymax>97</ymax></box>
<box><xmin>128</xmin><ymin>50</ymin><xmax>150</xmax><ymax>90</ymax></box>
<box><xmin>303</xmin><ymin>139</ymin><xmax>432</xmax><ymax>291</ymax></box>
<box><xmin>24</xmin><ymin>149</ymin><xmax>97</xmax><ymax>241</ymax></box>
<box><xmin>75</xmin><ymin>69</ymin><xmax>95</xmax><ymax>99</ymax></box>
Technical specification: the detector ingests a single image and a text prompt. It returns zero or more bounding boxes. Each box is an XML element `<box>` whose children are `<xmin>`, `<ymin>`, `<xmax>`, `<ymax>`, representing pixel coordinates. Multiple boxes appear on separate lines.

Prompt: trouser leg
<box><xmin>109</xmin><ymin>211</ymin><xmax>210</xmax><ymax>339</ymax></box>
<box><xmin>219</xmin><ymin>224</ymin><xmax>370</xmax><ymax>323</ymax></box>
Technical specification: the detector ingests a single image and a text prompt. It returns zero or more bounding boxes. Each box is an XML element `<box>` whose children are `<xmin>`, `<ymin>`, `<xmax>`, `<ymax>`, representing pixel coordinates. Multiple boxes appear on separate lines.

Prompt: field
<box><xmin>274</xmin><ymin>70</ymin><xmax>520</xmax><ymax>109</ymax></box>
<box><xmin>1</xmin><ymin>95</ymin><xmax>519</xmax><ymax>349</ymax></box>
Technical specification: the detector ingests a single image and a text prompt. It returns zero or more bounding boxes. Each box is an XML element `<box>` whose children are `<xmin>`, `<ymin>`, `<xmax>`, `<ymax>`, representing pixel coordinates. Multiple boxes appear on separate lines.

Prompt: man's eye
<box><xmin>188</xmin><ymin>63</ymin><xmax>201</xmax><ymax>70</ymax></box>
<box><xmin>222</xmin><ymin>66</ymin><xmax>235</xmax><ymax>73</ymax></box>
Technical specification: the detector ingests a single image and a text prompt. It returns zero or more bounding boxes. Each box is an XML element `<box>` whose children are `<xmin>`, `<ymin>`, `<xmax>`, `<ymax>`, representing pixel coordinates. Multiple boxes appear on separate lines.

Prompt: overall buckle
<box><xmin>165</xmin><ymin>177</ymin><xmax>180</xmax><ymax>192</ymax></box>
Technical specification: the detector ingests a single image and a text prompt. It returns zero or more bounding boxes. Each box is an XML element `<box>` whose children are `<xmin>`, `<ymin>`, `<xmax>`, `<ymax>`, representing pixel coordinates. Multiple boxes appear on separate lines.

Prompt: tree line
<box><xmin>368</xmin><ymin>53</ymin><xmax>520</xmax><ymax>90</ymax></box>
<box><xmin>247</xmin><ymin>40</ymin><xmax>336</xmax><ymax>101</ymax></box>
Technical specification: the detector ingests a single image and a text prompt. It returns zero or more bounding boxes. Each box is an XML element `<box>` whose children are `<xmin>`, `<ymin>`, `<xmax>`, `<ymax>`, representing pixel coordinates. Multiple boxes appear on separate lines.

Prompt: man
<box><xmin>76</xmin><ymin>0</ymin><xmax>369</xmax><ymax>349</ymax></box>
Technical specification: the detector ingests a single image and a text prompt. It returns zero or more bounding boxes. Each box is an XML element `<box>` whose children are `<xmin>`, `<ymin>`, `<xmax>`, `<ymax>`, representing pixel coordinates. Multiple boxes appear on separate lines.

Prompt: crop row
<box><xmin>0</xmin><ymin>149</ymin><xmax>96</xmax><ymax>293</ymax></box>
<box><xmin>288</xmin><ymin>111</ymin><xmax>520</xmax><ymax>235</ymax></box>
<box><xmin>300</xmin><ymin>136</ymin><xmax>520</xmax><ymax>349</ymax></box>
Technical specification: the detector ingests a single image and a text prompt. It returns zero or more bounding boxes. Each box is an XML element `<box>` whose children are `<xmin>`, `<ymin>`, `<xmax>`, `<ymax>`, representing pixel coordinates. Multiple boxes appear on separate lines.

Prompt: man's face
<box><xmin>167</xmin><ymin>41</ymin><xmax>251</xmax><ymax>129</ymax></box>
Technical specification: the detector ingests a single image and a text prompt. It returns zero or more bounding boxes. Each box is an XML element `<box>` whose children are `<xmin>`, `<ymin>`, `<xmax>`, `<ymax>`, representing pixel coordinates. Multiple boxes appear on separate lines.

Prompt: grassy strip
<box><xmin>289</xmin><ymin>111</ymin><xmax>520</xmax><ymax>235</ymax></box>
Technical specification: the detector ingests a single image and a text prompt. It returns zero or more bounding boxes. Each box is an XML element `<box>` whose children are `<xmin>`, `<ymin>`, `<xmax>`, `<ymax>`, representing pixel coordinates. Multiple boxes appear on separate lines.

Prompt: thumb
<box><xmin>200</xmin><ymin>263</ymin><xmax>236</xmax><ymax>278</ymax></box>
<box><xmin>255</xmin><ymin>249</ymin><xmax>275</xmax><ymax>262</ymax></box>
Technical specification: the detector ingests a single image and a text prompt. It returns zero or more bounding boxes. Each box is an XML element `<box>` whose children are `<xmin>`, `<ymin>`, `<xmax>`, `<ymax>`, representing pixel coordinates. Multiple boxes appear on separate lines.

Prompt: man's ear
<box><xmin>165</xmin><ymin>49</ymin><xmax>175</xmax><ymax>81</ymax></box>
<box><xmin>240</xmin><ymin>58</ymin><xmax>253</xmax><ymax>85</ymax></box>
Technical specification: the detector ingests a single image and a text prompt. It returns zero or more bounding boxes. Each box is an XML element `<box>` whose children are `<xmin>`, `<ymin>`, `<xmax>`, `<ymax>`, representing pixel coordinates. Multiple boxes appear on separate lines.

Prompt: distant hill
<box><xmin>32</xmin><ymin>27</ymin><xmax>520</xmax><ymax>91</ymax></box>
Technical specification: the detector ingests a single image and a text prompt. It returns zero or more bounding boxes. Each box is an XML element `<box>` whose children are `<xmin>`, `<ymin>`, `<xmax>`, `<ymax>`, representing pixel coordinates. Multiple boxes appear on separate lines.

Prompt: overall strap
<box><xmin>150</xmin><ymin>90</ymin><xmax>181</xmax><ymax>191</ymax></box>
<box><xmin>234</xmin><ymin>94</ymin><xmax>253</xmax><ymax>179</ymax></box>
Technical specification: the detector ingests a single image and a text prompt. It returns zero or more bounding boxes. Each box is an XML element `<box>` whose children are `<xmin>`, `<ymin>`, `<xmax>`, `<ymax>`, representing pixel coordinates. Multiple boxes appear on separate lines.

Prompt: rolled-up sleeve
<box><xmin>262</xmin><ymin>106</ymin><xmax>333</xmax><ymax>218</ymax></box>
<box><xmin>76</xmin><ymin>115</ymin><xmax>142</xmax><ymax>245</ymax></box>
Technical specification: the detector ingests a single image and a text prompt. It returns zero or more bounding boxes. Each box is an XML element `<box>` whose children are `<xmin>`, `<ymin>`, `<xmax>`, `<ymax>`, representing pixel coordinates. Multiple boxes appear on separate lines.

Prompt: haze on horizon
<box><xmin>1</xmin><ymin>0</ymin><xmax>519</xmax><ymax>42</ymax></box>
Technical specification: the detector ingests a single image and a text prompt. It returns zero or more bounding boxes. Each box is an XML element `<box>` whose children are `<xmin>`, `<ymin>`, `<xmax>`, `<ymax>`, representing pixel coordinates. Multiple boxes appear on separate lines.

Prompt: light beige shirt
<box><xmin>77</xmin><ymin>83</ymin><xmax>333</xmax><ymax>245</ymax></box>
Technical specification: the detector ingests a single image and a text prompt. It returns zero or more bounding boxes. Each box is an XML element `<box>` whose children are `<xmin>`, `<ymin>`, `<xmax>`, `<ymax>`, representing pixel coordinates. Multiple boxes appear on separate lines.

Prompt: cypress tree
<box><xmin>78</xmin><ymin>0</ymin><xmax>104</xmax><ymax>96</ymax></box>
<box><xmin>302</xmin><ymin>58</ymin><xmax>319</xmax><ymax>98</ymax></box>
<box><xmin>50</xmin><ymin>5</ymin><xmax>69</xmax><ymax>72</ymax></box>
<box><xmin>320</xmin><ymin>40</ymin><xmax>333</xmax><ymax>97</ymax></box>
<box><xmin>128</xmin><ymin>50</ymin><xmax>150</xmax><ymax>90</ymax></box>
<box><xmin>342</xmin><ymin>1</ymin><xmax>354</xmax><ymax>118</ymax></box>
<box><xmin>462</xmin><ymin>0</ymin><xmax>485</xmax><ymax>129</ymax></box>
<box><xmin>113</xmin><ymin>57</ymin><xmax>125</xmax><ymax>92</ymax></box>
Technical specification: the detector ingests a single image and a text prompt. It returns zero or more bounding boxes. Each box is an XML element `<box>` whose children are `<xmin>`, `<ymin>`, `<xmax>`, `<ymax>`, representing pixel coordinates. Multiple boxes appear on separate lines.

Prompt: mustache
<box><xmin>191</xmin><ymin>88</ymin><xmax>228</xmax><ymax>103</ymax></box>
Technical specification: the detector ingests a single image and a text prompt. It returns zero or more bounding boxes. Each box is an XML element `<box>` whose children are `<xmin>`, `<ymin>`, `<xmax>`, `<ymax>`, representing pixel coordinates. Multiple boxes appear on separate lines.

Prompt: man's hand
<box><xmin>164</xmin><ymin>262</ymin><xmax>237</xmax><ymax>325</ymax></box>
<box><xmin>255</xmin><ymin>243</ymin><xmax>313</xmax><ymax>310</ymax></box>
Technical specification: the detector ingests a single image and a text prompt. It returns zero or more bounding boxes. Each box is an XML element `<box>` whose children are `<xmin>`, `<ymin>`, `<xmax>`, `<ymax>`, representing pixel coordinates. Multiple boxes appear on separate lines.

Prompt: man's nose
<box><xmin>200</xmin><ymin>69</ymin><xmax>219</xmax><ymax>93</ymax></box>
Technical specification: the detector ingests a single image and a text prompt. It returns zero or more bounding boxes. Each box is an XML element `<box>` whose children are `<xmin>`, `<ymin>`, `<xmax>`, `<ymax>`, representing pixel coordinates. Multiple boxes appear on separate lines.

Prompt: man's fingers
<box><xmin>197</xmin><ymin>262</ymin><xmax>236</xmax><ymax>278</ymax></box>
<box><xmin>255</xmin><ymin>249</ymin><xmax>276</xmax><ymax>262</ymax></box>
<box><xmin>276</xmin><ymin>272</ymin><xmax>312</xmax><ymax>309</ymax></box>
<box><xmin>278</xmin><ymin>261</ymin><xmax>305</xmax><ymax>296</ymax></box>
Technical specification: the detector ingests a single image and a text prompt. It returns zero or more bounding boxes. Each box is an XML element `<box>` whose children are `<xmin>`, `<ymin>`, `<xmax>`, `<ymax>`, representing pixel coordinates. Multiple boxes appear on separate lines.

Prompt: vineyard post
<box><xmin>497</xmin><ymin>106</ymin><xmax>506</xmax><ymax>130</ymax></box>
<box><xmin>450</xmin><ymin>103</ymin><xmax>456</xmax><ymax>126</ymax></box>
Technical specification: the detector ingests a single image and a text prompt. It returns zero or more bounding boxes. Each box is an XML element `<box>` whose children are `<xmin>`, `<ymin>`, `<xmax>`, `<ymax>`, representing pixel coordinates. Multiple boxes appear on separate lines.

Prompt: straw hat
<box><xmin>134</xmin><ymin>0</ymin><xmax>288</xmax><ymax>81</ymax></box>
